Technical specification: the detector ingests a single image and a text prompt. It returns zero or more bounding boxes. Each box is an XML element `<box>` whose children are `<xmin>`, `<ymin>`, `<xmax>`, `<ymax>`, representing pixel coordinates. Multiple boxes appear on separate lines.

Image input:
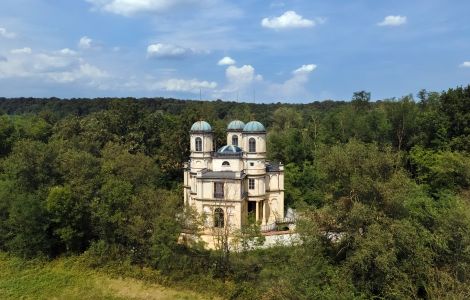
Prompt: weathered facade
<box><xmin>183</xmin><ymin>120</ymin><xmax>284</xmax><ymax>231</ymax></box>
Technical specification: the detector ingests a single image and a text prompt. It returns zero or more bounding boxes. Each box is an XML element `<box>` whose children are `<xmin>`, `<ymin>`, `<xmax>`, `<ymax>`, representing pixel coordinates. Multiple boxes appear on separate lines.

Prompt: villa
<box><xmin>183</xmin><ymin>120</ymin><xmax>285</xmax><ymax>233</ymax></box>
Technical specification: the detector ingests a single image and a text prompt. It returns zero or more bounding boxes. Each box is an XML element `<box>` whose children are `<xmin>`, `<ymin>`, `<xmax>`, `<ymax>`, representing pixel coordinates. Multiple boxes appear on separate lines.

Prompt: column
<box><xmin>262</xmin><ymin>200</ymin><xmax>266</xmax><ymax>225</ymax></box>
<box><xmin>255</xmin><ymin>201</ymin><xmax>259</xmax><ymax>223</ymax></box>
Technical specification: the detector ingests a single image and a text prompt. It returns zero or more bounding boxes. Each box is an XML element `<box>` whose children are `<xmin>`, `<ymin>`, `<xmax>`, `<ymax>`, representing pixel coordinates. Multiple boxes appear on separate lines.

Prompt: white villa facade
<box><xmin>183</xmin><ymin>120</ymin><xmax>285</xmax><ymax>232</ymax></box>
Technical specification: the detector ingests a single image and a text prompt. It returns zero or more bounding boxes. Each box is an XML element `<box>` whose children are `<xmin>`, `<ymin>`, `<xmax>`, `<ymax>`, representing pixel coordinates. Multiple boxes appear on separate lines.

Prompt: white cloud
<box><xmin>151</xmin><ymin>78</ymin><xmax>217</xmax><ymax>93</ymax></box>
<box><xmin>86</xmin><ymin>0</ymin><xmax>209</xmax><ymax>16</ymax></box>
<box><xmin>147</xmin><ymin>43</ymin><xmax>196</xmax><ymax>58</ymax></box>
<box><xmin>226</xmin><ymin>65</ymin><xmax>262</xmax><ymax>86</ymax></box>
<box><xmin>56</xmin><ymin>48</ymin><xmax>77</xmax><ymax>55</ymax></box>
<box><xmin>78</xmin><ymin>36</ymin><xmax>93</xmax><ymax>49</ymax></box>
<box><xmin>48</xmin><ymin>63</ymin><xmax>109</xmax><ymax>83</ymax></box>
<box><xmin>293</xmin><ymin>64</ymin><xmax>317</xmax><ymax>75</ymax></box>
<box><xmin>0</xmin><ymin>27</ymin><xmax>16</xmax><ymax>39</ymax></box>
<box><xmin>378</xmin><ymin>15</ymin><xmax>407</xmax><ymax>27</ymax></box>
<box><xmin>10</xmin><ymin>47</ymin><xmax>32</xmax><ymax>55</ymax></box>
<box><xmin>267</xmin><ymin>64</ymin><xmax>317</xmax><ymax>99</ymax></box>
<box><xmin>218</xmin><ymin>56</ymin><xmax>236</xmax><ymax>66</ymax></box>
<box><xmin>31</xmin><ymin>53</ymin><xmax>77</xmax><ymax>72</ymax></box>
<box><xmin>213</xmin><ymin>63</ymin><xmax>317</xmax><ymax>101</ymax></box>
<box><xmin>0</xmin><ymin>49</ymin><xmax>109</xmax><ymax>88</ymax></box>
<box><xmin>261</xmin><ymin>11</ymin><xmax>314</xmax><ymax>29</ymax></box>
<box><xmin>460</xmin><ymin>61</ymin><xmax>470</xmax><ymax>68</ymax></box>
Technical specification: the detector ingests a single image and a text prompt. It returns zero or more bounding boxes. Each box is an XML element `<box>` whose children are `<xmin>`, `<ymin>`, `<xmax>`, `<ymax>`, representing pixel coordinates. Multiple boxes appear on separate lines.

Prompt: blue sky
<box><xmin>0</xmin><ymin>0</ymin><xmax>469</xmax><ymax>102</ymax></box>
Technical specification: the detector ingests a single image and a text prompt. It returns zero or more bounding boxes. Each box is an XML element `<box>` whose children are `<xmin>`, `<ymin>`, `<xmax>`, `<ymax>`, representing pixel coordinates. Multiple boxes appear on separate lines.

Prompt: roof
<box><xmin>266</xmin><ymin>164</ymin><xmax>281</xmax><ymax>172</ymax></box>
<box><xmin>243</xmin><ymin>121</ymin><xmax>266</xmax><ymax>132</ymax></box>
<box><xmin>217</xmin><ymin>145</ymin><xmax>243</xmax><ymax>154</ymax></box>
<box><xmin>190</xmin><ymin>121</ymin><xmax>212</xmax><ymax>132</ymax></box>
<box><xmin>227</xmin><ymin>120</ymin><xmax>245</xmax><ymax>131</ymax></box>
<box><xmin>214</xmin><ymin>145</ymin><xmax>243</xmax><ymax>158</ymax></box>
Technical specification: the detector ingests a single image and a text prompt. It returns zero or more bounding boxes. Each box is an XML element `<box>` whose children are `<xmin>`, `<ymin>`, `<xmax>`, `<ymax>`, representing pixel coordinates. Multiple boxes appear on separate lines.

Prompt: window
<box><xmin>232</xmin><ymin>135</ymin><xmax>238</xmax><ymax>146</ymax></box>
<box><xmin>214</xmin><ymin>182</ymin><xmax>224</xmax><ymax>198</ymax></box>
<box><xmin>214</xmin><ymin>208</ymin><xmax>224</xmax><ymax>228</ymax></box>
<box><xmin>249</xmin><ymin>162</ymin><xmax>254</xmax><ymax>167</ymax></box>
<box><xmin>222</xmin><ymin>161</ymin><xmax>230</xmax><ymax>166</ymax></box>
<box><xmin>249</xmin><ymin>138</ymin><xmax>256</xmax><ymax>153</ymax></box>
<box><xmin>195</xmin><ymin>137</ymin><xmax>202</xmax><ymax>152</ymax></box>
<box><xmin>249</xmin><ymin>178</ymin><xmax>255</xmax><ymax>190</ymax></box>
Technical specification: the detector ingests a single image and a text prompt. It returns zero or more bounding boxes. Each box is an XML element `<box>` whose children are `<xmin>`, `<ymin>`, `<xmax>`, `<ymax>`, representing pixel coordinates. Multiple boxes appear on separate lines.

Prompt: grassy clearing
<box><xmin>0</xmin><ymin>252</ymin><xmax>214</xmax><ymax>300</ymax></box>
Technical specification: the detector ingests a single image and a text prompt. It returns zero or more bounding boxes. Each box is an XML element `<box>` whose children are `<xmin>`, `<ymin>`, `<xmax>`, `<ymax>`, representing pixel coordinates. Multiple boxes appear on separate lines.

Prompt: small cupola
<box><xmin>190</xmin><ymin>121</ymin><xmax>212</xmax><ymax>132</ymax></box>
<box><xmin>227</xmin><ymin>120</ymin><xmax>245</xmax><ymax>132</ymax></box>
<box><xmin>243</xmin><ymin>121</ymin><xmax>265</xmax><ymax>133</ymax></box>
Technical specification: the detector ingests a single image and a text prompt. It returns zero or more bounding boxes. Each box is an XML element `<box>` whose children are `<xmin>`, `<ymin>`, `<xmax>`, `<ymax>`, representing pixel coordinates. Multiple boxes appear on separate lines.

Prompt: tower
<box><xmin>242</xmin><ymin>121</ymin><xmax>267</xmax><ymax>223</ymax></box>
<box><xmin>189</xmin><ymin>120</ymin><xmax>213</xmax><ymax>171</ymax></box>
<box><xmin>242</xmin><ymin>121</ymin><xmax>267</xmax><ymax>164</ymax></box>
<box><xmin>226</xmin><ymin>120</ymin><xmax>245</xmax><ymax>147</ymax></box>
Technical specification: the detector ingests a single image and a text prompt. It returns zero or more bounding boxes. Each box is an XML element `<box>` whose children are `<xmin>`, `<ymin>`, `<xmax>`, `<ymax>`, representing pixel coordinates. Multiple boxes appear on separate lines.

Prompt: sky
<box><xmin>0</xmin><ymin>0</ymin><xmax>469</xmax><ymax>102</ymax></box>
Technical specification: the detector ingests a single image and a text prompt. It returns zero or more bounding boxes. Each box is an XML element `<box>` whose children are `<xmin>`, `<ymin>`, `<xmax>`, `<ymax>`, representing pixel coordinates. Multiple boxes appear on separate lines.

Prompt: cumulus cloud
<box><xmin>261</xmin><ymin>11</ymin><xmax>315</xmax><ymax>29</ymax></box>
<box><xmin>147</xmin><ymin>43</ymin><xmax>198</xmax><ymax>59</ymax></box>
<box><xmin>86</xmin><ymin>0</ymin><xmax>208</xmax><ymax>16</ymax></box>
<box><xmin>267</xmin><ymin>63</ymin><xmax>317</xmax><ymax>99</ymax></box>
<box><xmin>378</xmin><ymin>15</ymin><xmax>407</xmax><ymax>27</ymax></box>
<box><xmin>218</xmin><ymin>56</ymin><xmax>236</xmax><ymax>66</ymax></box>
<box><xmin>48</xmin><ymin>63</ymin><xmax>109</xmax><ymax>83</ymax></box>
<box><xmin>0</xmin><ymin>27</ymin><xmax>16</xmax><ymax>39</ymax></box>
<box><xmin>151</xmin><ymin>78</ymin><xmax>217</xmax><ymax>93</ymax></box>
<box><xmin>0</xmin><ymin>49</ymin><xmax>109</xmax><ymax>88</ymax></box>
<box><xmin>293</xmin><ymin>64</ymin><xmax>317</xmax><ymax>75</ymax></box>
<box><xmin>10</xmin><ymin>47</ymin><xmax>32</xmax><ymax>55</ymax></box>
<box><xmin>210</xmin><ymin>64</ymin><xmax>263</xmax><ymax>99</ymax></box>
<box><xmin>460</xmin><ymin>61</ymin><xmax>470</xmax><ymax>68</ymax></box>
<box><xmin>78</xmin><ymin>36</ymin><xmax>93</xmax><ymax>49</ymax></box>
<box><xmin>226</xmin><ymin>65</ymin><xmax>262</xmax><ymax>87</ymax></box>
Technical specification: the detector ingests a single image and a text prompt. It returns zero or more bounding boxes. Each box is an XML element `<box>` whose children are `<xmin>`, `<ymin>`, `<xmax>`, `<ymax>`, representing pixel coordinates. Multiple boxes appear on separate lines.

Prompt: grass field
<box><xmin>0</xmin><ymin>252</ymin><xmax>215</xmax><ymax>300</ymax></box>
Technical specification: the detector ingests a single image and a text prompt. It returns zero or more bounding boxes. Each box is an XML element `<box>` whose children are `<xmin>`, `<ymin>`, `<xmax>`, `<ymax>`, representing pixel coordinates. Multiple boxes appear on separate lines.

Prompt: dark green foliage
<box><xmin>0</xmin><ymin>86</ymin><xmax>469</xmax><ymax>298</ymax></box>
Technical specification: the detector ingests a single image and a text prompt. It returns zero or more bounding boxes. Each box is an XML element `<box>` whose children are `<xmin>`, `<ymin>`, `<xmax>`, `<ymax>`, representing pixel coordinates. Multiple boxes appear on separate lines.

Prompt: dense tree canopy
<box><xmin>0</xmin><ymin>85</ymin><xmax>469</xmax><ymax>298</ymax></box>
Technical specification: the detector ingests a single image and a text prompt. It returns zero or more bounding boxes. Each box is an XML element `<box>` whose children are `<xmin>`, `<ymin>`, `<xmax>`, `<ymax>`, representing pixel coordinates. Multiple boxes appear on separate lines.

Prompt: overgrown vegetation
<box><xmin>0</xmin><ymin>86</ymin><xmax>469</xmax><ymax>299</ymax></box>
<box><xmin>0</xmin><ymin>252</ymin><xmax>213</xmax><ymax>299</ymax></box>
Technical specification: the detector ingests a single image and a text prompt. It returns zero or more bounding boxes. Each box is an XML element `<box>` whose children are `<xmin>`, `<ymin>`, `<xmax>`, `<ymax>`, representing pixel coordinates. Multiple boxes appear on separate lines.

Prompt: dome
<box><xmin>217</xmin><ymin>145</ymin><xmax>243</xmax><ymax>154</ymax></box>
<box><xmin>243</xmin><ymin>121</ymin><xmax>265</xmax><ymax>132</ymax></box>
<box><xmin>190</xmin><ymin>121</ymin><xmax>212</xmax><ymax>132</ymax></box>
<box><xmin>227</xmin><ymin>120</ymin><xmax>245</xmax><ymax>131</ymax></box>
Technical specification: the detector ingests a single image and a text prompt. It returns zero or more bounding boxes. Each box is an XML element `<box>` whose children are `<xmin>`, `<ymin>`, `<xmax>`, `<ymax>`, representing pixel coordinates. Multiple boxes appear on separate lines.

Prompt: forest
<box><xmin>0</xmin><ymin>86</ymin><xmax>469</xmax><ymax>299</ymax></box>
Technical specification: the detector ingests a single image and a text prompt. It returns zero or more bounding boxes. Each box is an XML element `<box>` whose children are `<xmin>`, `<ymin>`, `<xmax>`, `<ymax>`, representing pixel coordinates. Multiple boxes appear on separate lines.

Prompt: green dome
<box><xmin>243</xmin><ymin>121</ymin><xmax>265</xmax><ymax>132</ymax></box>
<box><xmin>227</xmin><ymin>120</ymin><xmax>245</xmax><ymax>131</ymax></box>
<box><xmin>190</xmin><ymin>121</ymin><xmax>212</xmax><ymax>132</ymax></box>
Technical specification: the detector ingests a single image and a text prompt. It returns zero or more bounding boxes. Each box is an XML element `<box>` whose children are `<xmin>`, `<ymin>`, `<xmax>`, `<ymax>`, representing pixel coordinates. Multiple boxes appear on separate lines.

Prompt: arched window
<box><xmin>222</xmin><ymin>161</ymin><xmax>230</xmax><ymax>166</ymax></box>
<box><xmin>232</xmin><ymin>135</ymin><xmax>238</xmax><ymax>146</ymax></box>
<box><xmin>249</xmin><ymin>138</ymin><xmax>256</xmax><ymax>153</ymax></box>
<box><xmin>214</xmin><ymin>208</ymin><xmax>224</xmax><ymax>228</ymax></box>
<box><xmin>195</xmin><ymin>137</ymin><xmax>202</xmax><ymax>152</ymax></box>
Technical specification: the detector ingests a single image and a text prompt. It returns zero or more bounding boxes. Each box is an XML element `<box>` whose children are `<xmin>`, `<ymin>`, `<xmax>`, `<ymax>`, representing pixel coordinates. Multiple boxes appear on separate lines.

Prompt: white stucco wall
<box><xmin>212</xmin><ymin>158</ymin><xmax>244</xmax><ymax>172</ymax></box>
